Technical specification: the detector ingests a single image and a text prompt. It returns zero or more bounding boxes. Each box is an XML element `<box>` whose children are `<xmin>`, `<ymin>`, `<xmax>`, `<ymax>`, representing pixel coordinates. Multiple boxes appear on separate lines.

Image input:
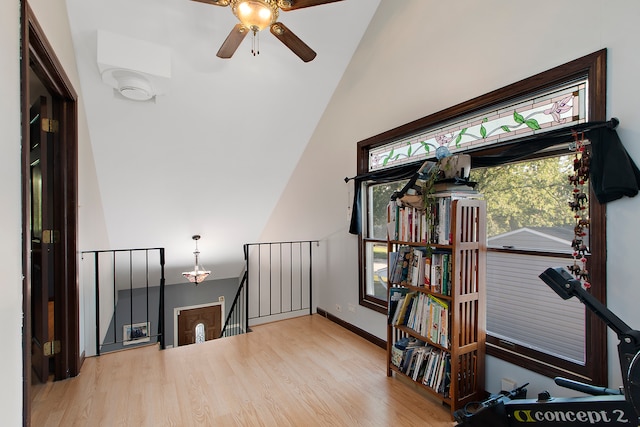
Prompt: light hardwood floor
<box><xmin>31</xmin><ymin>314</ymin><xmax>455</xmax><ymax>426</ymax></box>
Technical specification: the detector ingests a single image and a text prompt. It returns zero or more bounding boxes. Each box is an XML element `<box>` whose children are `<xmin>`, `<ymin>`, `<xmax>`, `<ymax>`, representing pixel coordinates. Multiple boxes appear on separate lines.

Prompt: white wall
<box><xmin>0</xmin><ymin>0</ymin><xmax>25</xmax><ymax>423</ymax></box>
<box><xmin>262</xmin><ymin>0</ymin><xmax>640</xmax><ymax>398</ymax></box>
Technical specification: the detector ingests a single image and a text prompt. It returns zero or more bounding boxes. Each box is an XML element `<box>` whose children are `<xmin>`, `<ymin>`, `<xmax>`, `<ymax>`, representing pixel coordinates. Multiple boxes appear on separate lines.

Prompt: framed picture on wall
<box><xmin>123</xmin><ymin>322</ymin><xmax>150</xmax><ymax>345</ymax></box>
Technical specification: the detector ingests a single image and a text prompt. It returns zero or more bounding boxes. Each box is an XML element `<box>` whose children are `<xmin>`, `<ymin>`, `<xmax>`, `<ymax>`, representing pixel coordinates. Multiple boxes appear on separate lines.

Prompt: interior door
<box><xmin>24</xmin><ymin>7</ymin><xmax>81</xmax><ymax>423</ymax></box>
<box><xmin>30</xmin><ymin>96</ymin><xmax>54</xmax><ymax>383</ymax></box>
<box><xmin>177</xmin><ymin>305</ymin><xmax>222</xmax><ymax>346</ymax></box>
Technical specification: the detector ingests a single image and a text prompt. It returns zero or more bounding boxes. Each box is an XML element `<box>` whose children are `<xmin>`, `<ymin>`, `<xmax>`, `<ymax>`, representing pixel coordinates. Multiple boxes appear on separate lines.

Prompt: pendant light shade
<box><xmin>182</xmin><ymin>235</ymin><xmax>211</xmax><ymax>285</ymax></box>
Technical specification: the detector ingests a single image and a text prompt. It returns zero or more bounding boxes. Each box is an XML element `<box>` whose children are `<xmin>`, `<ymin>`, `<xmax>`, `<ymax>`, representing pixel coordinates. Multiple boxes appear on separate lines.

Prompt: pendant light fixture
<box><xmin>182</xmin><ymin>235</ymin><xmax>211</xmax><ymax>285</ymax></box>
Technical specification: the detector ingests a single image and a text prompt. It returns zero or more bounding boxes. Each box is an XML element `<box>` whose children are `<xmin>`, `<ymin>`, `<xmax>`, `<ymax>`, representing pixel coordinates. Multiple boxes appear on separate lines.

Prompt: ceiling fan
<box><xmin>191</xmin><ymin>0</ymin><xmax>344</xmax><ymax>62</ymax></box>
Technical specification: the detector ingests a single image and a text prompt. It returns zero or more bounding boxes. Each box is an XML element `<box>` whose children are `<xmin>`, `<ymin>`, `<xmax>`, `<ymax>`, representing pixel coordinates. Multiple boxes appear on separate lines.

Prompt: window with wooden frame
<box><xmin>353</xmin><ymin>49</ymin><xmax>608</xmax><ymax>385</ymax></box>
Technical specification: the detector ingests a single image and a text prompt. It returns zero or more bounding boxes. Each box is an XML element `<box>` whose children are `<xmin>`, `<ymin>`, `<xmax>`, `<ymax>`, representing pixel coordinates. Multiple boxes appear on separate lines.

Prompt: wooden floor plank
<box><xmin>32</xmin><ymin>314</ymin><xmax>455</xmax><ymax>426</ymax></box>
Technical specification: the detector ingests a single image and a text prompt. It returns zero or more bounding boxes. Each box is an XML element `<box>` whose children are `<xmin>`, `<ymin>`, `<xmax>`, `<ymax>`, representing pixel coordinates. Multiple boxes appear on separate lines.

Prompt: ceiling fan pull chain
<box><xmin>251</xmin><ymin>30</ymin><xmax>260</xmax><ymax>56</ymax></box>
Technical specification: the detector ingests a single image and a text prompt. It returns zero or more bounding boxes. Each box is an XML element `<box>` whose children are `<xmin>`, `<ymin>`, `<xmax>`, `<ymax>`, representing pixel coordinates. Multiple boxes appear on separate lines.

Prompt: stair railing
<box><xmin>220</xmin><ymin>270</ymin><xmax>248</xmax><ymax>337</ymax></box>
<box><xmin>220</xmin><ymin>240</ymin><xmax>318</xmax><ymax>337</ymax></box>
<box><xmin>81</xmin><ymin>247</ymin><xmax>165</xmax><ymax>355</ymax></box>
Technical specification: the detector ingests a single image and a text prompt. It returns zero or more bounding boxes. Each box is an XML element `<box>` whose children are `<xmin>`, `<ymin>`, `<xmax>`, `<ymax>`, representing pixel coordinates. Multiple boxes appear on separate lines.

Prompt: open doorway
<box><xmin>21</xmin><ymin>3</ymin><xmax>80</xmax><ymax>425</ymax></box>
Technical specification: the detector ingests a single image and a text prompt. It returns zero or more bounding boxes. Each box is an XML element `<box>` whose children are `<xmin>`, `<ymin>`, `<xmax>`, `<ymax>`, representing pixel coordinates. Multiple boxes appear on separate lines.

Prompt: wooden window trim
<box><xmin>356</xmin><ymin>49</ymin><xmax>607</xmax><ymax>385</ymax></box>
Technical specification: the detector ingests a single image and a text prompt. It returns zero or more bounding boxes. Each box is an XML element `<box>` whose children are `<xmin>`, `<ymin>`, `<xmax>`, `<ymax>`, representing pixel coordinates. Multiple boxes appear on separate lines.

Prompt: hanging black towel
<box><xmin>590</xmin><ymin>127</ymin><xmax>640</xmax><ymax>203</ymax></box>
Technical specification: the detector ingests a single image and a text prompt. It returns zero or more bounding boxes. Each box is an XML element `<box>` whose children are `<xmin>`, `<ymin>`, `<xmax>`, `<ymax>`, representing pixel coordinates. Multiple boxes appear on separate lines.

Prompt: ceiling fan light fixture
<box><xmin>231</xmin><ymin>0</ymin><xmax>278</xmax><ymax>32</ymax></box>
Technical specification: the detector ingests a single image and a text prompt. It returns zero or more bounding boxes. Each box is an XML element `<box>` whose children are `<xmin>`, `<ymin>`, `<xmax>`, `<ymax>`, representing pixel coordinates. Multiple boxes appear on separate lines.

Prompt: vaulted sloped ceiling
<box><xmin>65</xmin><ymin>0</ymin><xmax>381</xmax><ymax>281</ymax></box>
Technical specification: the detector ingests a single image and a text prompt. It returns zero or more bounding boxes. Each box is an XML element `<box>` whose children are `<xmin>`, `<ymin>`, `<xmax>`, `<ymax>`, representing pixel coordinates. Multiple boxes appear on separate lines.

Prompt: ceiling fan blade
<box><xmin>279</xmin><ymin>0</ymin><xmax>343</xmax><ymax>11</ymax></box>
<box><xmin>270</xmin><ymin>22</ymin><xmax>316</xmax><ymax>62</ymax></box>
<box><xmin>217</xmin><ymin>24</ymin><xmax>249</xmax><ymax>59</ymax></box>
<box><xmin>190</xmin><ymin>0</ymin><xmax>230</xmax><ymax>6</ymax></box>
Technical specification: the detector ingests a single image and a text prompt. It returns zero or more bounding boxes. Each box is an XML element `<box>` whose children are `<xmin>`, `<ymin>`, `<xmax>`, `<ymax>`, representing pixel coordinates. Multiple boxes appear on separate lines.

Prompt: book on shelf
<box><xmin>389</xmin><ymin>246</ymin><xmax>409</xmax><ymax>285</ymax></box>
<box><xmin>394</xmin><ymin>291</ymin><xmax>450</xmax><ymax>349</ymax></box>
<box><xmin>413</xmin><ymin>349</ymin><xmax>429</xmax><ymax>382</ymax></box>
<box><xmin>410</xmin><ymin>248</ymin><xmax>427</xmax><ymax>287</ymax></box>
<box><xmin>393</xmin><ymin>340</ymin><xmax>439</xmax><ymax>385</ymax></box>
<box><xmin>441</xmin><ymin>253</ymin><xmax>450</xmax><ymax>296</ymax></box>
<box><xmin>387</xmin><ymin>251</ymin><xmax>399</xmax><ymax>284</ymax></box>
<box><xmin>432</xmin><ymin>191</ymin><xmax>482</xmax><ymax>244</ymax></box>
<box><xmin>421</xmin><ymin>348</ymin><xmax>446</xmax><ymax>391</ymax></box>
<box><xmin>390</xmin><ymin>246</ymin><xmax>434</xmax><ymax>289</ymax></box>
<box><xmin>411</xmin><ymin>347</ymin><xmax>432</xmax><ymax>381</ymax></box>
<box><xmin>428</xmin><ymin>295</ymin><xmax>449</xmax><ymax>348</ymax></box>
<box><xmin>390</xmin><ymin>296</ymin><xmax>405</xmax><ymax>326</ymax></box>
<box><xmin>421</xmin><ymin>352</ymin><xmax>452</xmax><ymax>395</ymax></box>
<box><xmin>394</xmin><ymin>336</ymin><xmax>425</xmax><ymax>351</ymax></box>
<box><xmin>423</xmin><ymin>256</ymin><xmax>432</xmax><ymax>289</ymax></box>
<box><xmin>434</xmin><ymin>353</ymin><xmax>450</xmax><ymax>393</ymax></box>
<box><xmin>391</xmin><ymin>345</ymin><xmax>404</xmax><ymax>367</ymax></box>
<box><xmin>388</xmin><ymin>189</ymin><xmax>481</xmax><ymax>244</ymax></box>
<box><xmin>431</xmin><ymin>253</ymin><xmax>443</xmax><ymax>294</ymax></box>
<box><xmin>394</xmin><ymin>337</ymin><xmax>427</xmax><ymax>373</ymax></box>
<box><xmin>386</xmin><ymin>199</ymin><xmax>400</xmax><ymax>240</ymax></box>
<box><xmin>406</xmin><ymin>347</ymin><xmax>424</xmax><ymax>379</ymax></box>
<box><xmin>441</xmin><ymin>355</ymin><xmax>452</xmax><ymax>397</ymax></box>
<box><xmin>428</xmin><ymin>250</ymin><xmax>451</xmax><ymax>295</ymax></box>
<box><xmin>401</xmin><ymin>294</ymin><xmax>416</xmax><ymax>326</ymax></box>
<box><xmin>388</xmin><ymin>287</ymin><xmax>409</xmax><ymax>324</ymax></box>
<box><xmin>406</xmin><ymin>293</ymin><xmax>424</xmax><ymax>332</ymax></box>
<box><xmin>393</xmin><ymin>291</ymin><xmax>416</xmax><ymax>326</ymax></box>
<box><xmin>399</xmin><ymin>347</ymin><xmax>415</xmax><ymax>373</ymax></box>
<box><xmin>398</xmin><ymin>247</ymin><xmax>413</xmax><ymax>286</ymax></box>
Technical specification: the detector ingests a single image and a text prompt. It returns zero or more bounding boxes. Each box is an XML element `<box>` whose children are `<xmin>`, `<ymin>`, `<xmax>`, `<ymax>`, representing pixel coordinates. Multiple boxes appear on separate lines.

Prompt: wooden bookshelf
<box><xmin>386</xmin><ymin>197</ymin><xmax>486</xmax><ymax>419</ymax></box>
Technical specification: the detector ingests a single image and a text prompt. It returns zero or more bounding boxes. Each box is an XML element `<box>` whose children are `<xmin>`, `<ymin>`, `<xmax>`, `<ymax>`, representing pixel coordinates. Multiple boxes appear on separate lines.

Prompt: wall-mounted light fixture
<box><xmin>97</xmin><ymin>30</ymin><xmax>171</xmax><ymax>102</ymax></box>
<box><xmin>182</xmin><ymin>235</ymin><xmax>210</xmax><ymax>285</ymax></box>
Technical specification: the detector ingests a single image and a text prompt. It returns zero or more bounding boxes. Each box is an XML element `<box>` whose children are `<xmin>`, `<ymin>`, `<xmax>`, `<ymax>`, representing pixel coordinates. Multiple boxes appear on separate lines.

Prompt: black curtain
<box><xmin>347</xmin><ymin>164</ymin><xmax>418</xmax><ymax>235</ymax></box>
<box><xmin>589</xmin><ymin>126</ymin><xmax>640</xmax><ymax>203</ymax></box>
<box><xmin>348</xmin><ymin>119</ymin><xmax>640</xmax><ymax>235</ymax></box>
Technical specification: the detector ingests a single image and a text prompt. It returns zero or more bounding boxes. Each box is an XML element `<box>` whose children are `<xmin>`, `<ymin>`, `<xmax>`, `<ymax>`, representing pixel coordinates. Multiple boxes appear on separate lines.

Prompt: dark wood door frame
<box><xmin>21</xmin><ymin>3</ymin><xmax>80</xmax><ymax>425</ymax></box>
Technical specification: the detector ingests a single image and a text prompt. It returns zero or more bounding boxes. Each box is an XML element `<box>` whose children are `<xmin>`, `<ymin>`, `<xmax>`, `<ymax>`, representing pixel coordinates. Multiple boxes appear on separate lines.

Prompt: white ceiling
<box><xmin>65</xmin><ymin>0</ymin><xmax>381</xmax><ymax>281</ymax></box>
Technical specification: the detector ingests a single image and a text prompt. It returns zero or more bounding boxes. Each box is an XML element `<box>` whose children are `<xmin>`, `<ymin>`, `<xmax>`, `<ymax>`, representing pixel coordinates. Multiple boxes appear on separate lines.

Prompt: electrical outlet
<box><xmin>336</xmin><ymin>304</ymin><xmax>342</xmax><ymax>312</ymax></box>
<box><xmin>501</xmin><ymin>378</ymin><xmax>517</xmax><ymax>391</ymax></box>
<box><xmin>348</xmin><ymin>303</ymin><xmax>356</xmax><ymax>313</ymax></box>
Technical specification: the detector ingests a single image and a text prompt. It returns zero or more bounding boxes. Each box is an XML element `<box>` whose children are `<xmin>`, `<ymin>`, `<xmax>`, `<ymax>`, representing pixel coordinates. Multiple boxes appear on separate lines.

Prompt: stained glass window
<box><xmin>368</xmin><ymin>81</ymin><xmax>586</xmax><ymax>171</ymax></box>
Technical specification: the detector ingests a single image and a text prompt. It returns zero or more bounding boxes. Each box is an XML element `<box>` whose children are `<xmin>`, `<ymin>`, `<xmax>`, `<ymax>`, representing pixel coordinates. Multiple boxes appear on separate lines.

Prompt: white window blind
<box><xmin>486</xmin><ymin>252</ymin><xmax>585</xmax><ymax>364</ymax></box>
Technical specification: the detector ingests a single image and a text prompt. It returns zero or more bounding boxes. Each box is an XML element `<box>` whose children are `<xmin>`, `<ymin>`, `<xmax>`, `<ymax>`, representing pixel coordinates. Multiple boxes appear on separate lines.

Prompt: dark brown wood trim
<box><xmin>316</xmin><ymin>308</ymin><xmax>386</xmax><ymax>349</ymax></box>
<box><xmin>356</xmin><ymin>49</ymin><xmax>608</xmax><ymax>152</ymax></box>
<box><xmin>358</xmin><ymin>237</ymin><xmax>387</xmax><ymax>314</ymax></box>
<box><xmin>79</xmin><ymin>351</ymin><xmax>86</xmax><ymax>372</ymax></box>
<box><xmin>23</xmin><ymin>4</ymin><xmax>80</xmax><ymax>425</ymax></box>
<box><xmin>26</xmin><ymin>6</ymin><xmax>78</xmax><ymax>100</ymax></box>
<box><xmin>584</xmin><ymin>50</ymin><xmax>608</xmax><ymax>387</ymax></box>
